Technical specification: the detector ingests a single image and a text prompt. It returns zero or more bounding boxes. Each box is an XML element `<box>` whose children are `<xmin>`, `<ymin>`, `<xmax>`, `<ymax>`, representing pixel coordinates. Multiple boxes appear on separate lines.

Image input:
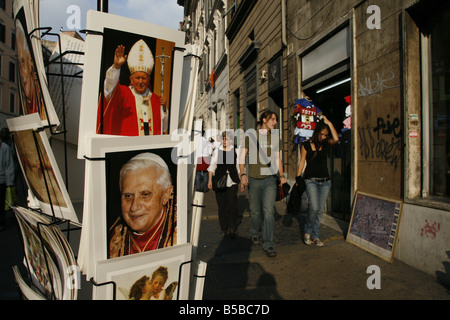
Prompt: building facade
<box><xmin>181</xmin><ymin>0</ymin><xmax>230</xmax><ymax>139</ymax></box>
<box><xmin>286</xmin><ymin>0</ymin><xmax>449</xmax><ymax>285</ymax></box>
<box><xmin>0</xmin><ymin>0</ymin><xmax>20</xmax><ymax>128</ymax></box>
<box><xmin>179</xmin><ymin>0</ymin><xmax>449</xmax><ymax>285</ymax></box>
<box><xmin>225</xmin><ymin>0</ymin><xmax>287</xmax><ymax>139</ymax></box>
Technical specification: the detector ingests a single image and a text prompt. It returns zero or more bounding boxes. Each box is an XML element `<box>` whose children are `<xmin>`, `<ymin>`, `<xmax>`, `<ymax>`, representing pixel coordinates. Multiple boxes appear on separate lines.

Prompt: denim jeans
<box><xmin>195</xmin><ymin>171</ymin><xmax>209</xmax><ymax>192</ymax></box>
<box><xmin>248</xmin><ymin>176</ymin><xmax>277</xmax><ymax>249</ymax></box>
<box><xmin>304</xmin><ymin>179</ymin><xmax>331</xmax><ymax>239</ymax></box>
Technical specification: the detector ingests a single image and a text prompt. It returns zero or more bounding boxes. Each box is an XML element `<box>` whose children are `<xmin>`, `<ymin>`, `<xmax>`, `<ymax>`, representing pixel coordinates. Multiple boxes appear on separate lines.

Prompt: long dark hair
<box><xmin>310</xmin><ymin>120</ymin><xmax>331</xmax><ymax>148</ymax></box>
<box><xmin>257</xmin><ymin>110</ymin><xmax>278</xmax><ymax>128</ymax></box>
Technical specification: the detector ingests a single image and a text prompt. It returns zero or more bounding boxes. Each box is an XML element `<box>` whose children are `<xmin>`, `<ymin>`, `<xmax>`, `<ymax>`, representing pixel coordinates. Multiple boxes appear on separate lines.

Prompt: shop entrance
<box><xmin>303</xmin><ymin>74</ymin><xmax>352</xmax><ymax>221</ymax></box>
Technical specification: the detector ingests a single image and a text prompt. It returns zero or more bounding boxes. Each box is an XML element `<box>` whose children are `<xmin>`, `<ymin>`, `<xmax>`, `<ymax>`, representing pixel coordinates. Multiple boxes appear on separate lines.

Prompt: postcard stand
<box><xmin>78</xmin><ymin>27</ymin><xmax>186</xmax><ymax>136</ymax></box>
<box><xmin>9</xmin><ymin>122</ymin><xmax>80</xmax><ymax>229</ymax></box>
<box><xmin>89</xmin><ymin>260</ymin><xmax>193</xmax><ymax>300</ymax></box>
<box><xmin>11</xmin><ymin>27</ymin><xmax>83</xmax><ymax>300</ymax></box>
<box><xmin>13</xmin><ymin>128</ymin><xmax>81</xmax><ymax>299</ymax></box>
<box><xmin>90</xmin><ymin>277</ymin><xmax>117</xmax><ymax>300</ymax></box>
<box><xmin>83</xmin><ymin>152</ymin><xmax>194</xmax><ymax>300</ymax></box>
<box><xmin>14</xmin><ymin>215</ymin><xmax>76</xmax><ymax>300</ymax></box>
<box><xmin>36</xmin><ymin>219</ymin><xmax>70</xmax><ymax>300</ymax></box>
<box><xmin>29</xmin><ymin>128</ymin><xmax>77</xmax><ymax>227</ymax></box>
<box><xmin>34</xmin><ymin>26</ymin><xmax>85</xmax><ymax>187</ymax></box>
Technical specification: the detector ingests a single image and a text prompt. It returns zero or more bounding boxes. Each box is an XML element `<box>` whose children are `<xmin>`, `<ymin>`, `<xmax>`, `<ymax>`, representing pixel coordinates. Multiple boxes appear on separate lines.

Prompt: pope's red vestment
<box><xmin>97</xmin><ymin>84</ymin><xmax>162</xmax><ymax>136</ymax></box>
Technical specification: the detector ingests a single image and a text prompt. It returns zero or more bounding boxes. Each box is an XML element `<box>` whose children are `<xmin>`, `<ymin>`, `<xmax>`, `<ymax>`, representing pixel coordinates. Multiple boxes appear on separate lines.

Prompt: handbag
<box><xmin>212</xmin><ymin>173</ymin><xmax>228</xmax><ymax>192</ymax></box>
<box><xmin>276</xmin><ymin>179</ymin><xmax>291</xmax><ymax>201</ymax></box>
<box><xmin>295</xmin><ymin>175</ymin><xmax>306</xmax><ymax>195</ymax></box>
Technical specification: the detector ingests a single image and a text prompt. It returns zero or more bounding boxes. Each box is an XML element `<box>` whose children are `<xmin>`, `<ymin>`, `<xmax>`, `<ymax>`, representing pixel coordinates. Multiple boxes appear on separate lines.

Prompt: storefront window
<box><xmin>429</xmin><ymin>7</ymin><xmax>450</xmax><ymax>198</ymax></box>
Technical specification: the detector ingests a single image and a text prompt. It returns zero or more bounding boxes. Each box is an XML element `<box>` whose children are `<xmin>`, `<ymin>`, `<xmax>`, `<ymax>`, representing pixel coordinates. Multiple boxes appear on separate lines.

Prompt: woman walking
<box><xmin>296</xmin><ymin>115</ymin><xmax>338</xmax><ymax>246</ymax></box>
<box><xmin>239</xmin><ymin>111</ymin><xmax>287</xmax><ymax>257</ymax></box>
<box><xmin>208</xmin><ymin>131</ymin><xmax>241</xmax><ymax>238</ymax></box>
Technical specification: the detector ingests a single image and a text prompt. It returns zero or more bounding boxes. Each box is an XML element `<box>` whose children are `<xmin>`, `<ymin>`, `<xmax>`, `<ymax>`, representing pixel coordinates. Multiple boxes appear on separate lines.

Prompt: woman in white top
<box><xmin>208</xmin><ymin>131</ymin><xmax>241</xmax><ymax>238</ymax></box>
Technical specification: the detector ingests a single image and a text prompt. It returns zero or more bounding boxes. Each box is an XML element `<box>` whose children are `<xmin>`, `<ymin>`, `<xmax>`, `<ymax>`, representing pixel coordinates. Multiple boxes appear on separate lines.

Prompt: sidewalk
<box><xmin>1</xmin><ymin>189</ymin><xmax>449</xmax><ymax>300</ymax></box>
<box><xmin>195</xmin><ymin>189</ymin><xmax>450</xmax><ymax>300</ymax></box>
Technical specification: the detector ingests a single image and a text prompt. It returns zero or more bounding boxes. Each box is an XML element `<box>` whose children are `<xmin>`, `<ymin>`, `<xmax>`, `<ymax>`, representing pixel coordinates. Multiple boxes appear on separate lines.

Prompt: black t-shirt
<box><xmin>303</xmin><ymin>140</ymin><xmax>329</xmax><ymax>179</ymax></box>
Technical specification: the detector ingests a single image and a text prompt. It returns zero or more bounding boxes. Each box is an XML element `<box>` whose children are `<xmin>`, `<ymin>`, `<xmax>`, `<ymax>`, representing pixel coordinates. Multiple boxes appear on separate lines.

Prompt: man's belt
<box><xmin>308</xmin><ymin>177</ymin><xmax>330</xmax><ymax>182</ymax></box>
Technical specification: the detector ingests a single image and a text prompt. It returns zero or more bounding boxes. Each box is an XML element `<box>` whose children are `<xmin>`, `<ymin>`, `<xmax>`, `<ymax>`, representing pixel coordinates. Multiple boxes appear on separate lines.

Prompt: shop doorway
<box><xmin>303</xmin><ymin>74</ymin><xmax>352</xmax><ymax>221</ymax></box>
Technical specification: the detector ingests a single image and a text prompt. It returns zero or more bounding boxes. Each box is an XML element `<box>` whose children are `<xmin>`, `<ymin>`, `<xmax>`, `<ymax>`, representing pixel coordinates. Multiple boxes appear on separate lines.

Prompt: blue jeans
<box><xmin>248</xmin><ymin>176</ymin><xmax>277</xmax><ymax>249</ymax></box>
<box><xmin>195</xmin><ymin>171</ymin><xmax>209</xmax><ymax>192</ymax></box>
<box><xmin>304</xmin><ymin>179</ymin><xmax>331</xmax><ymax>239</ymax></box>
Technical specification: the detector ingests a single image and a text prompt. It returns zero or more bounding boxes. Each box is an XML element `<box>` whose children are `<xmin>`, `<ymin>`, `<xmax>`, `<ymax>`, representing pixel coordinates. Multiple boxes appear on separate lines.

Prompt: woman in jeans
<box><xmin>296</xmin><ymin>115</ymin><xmax>338</xmax><ymax>246</ymax></box>
<box><xmin>208</xmin><ymin>131</ymin><xmax>241</xmax><ymax>238</ymax></box>
<box><xmin>239</xmin><ymin>111</ymin><xmax>287</xmax><ymax>257</ymax></box>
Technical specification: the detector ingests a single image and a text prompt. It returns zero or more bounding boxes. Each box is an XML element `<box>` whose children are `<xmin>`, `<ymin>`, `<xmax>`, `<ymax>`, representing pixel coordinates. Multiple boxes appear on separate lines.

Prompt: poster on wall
<box><xmin>78</xmin><ymin>135</ymin><xmax>188</xmax><ymax>276</ymax></box>
<box><xmin>13</xmin><ymin>0</ymin><xmax>59</xmax><ymax>126</ymax></box>
<box><xmin>93</xmin><ymin>243</ymin><xmax>192</xmax><ymax>300</ymax></box>
<box><xmin>347</xmin><ymin>191</ymin><xmax>403</xmax><ymax>262</ymax></box>
<box><xmin>6</xmin><ymin>114</ymin><xmax>78</xmax><ymax>223</ymax></box>
<box><xmin>77</xmin><ymin>10</ymin><xmax>185</xmax><ymax>158</ymax></box>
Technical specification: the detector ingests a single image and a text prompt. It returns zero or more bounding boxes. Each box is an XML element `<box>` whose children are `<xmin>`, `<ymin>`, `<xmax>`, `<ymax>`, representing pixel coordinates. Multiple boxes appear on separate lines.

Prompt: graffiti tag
<box><xmin>421</xmin><ymin>220</ymin><xmax>440</xmax><ymax>239</ymax></box>
<box><xmin>358</xmin><ymin>72</ymin><xmax>398</xmax><ymax>98</ymax></box>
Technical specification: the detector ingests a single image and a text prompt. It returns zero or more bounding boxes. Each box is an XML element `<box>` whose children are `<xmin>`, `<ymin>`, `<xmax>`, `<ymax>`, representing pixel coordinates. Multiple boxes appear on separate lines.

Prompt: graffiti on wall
<box><xmin>357</xmin><ymin>70</ymin><xmax>402</xmax><ymax>171</ymax></box>
<box><xmin>421</xmin><ymin>220</ymin><xmax>441</xmax><ymax>239</ymax></box>
<box><xmin>358</xmin><ymin>114</ymin><xmax>402</xmax><ymax>171</ymax></box>
<box><xmin>358</xmin><ymin>72</ymin><xmax>398</xmax><ymax>98</ymax></box>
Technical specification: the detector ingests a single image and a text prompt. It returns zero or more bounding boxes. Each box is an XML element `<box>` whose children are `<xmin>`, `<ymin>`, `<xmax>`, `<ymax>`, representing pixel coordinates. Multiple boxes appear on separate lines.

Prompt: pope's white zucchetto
<box><xmin>127</xmin><ymin>39</ymin><xmax>154</xmax><ymax>75</ymax></box>
<box><xmin>131</xmin><ymin>152</ymin><xmax>168</xmax><ymax>170</ymax></box>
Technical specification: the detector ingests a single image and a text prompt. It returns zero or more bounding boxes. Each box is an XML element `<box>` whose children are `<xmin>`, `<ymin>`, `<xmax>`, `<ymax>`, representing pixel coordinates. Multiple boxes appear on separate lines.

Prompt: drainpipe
<box><xmin>281</xmin><ymin>0</ymin><xmax>287</xmax><ymax>47</ymax></box>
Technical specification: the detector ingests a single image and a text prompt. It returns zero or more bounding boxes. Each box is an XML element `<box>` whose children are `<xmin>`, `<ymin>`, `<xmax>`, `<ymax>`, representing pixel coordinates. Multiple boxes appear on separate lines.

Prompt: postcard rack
<box><xmin>90</xmin><ymin>277</ymin><xmax>117</xmax><ymax>300</ymax></box>
<box><xmin>28</xmin><ymin>26</ymin><xmax>85</xmax><ymax>187</ymax></box>
<box><xmin>28</xmin><ymin>127</ymin><xmax>77</xmax><ymax>227</ymax></box>
<box><xmin>89</xmin><ymin>259</ymin><xmax>193</xmax><ymax>300</ymax></box>
<box><xmin>14</xmin><ymin>130</ymin><xmax>81</xmax><ymax>300</ymax></box>
<box><xmin>79</xmin><ymin>27</ymin><xmax>186</xmax><ymax>136</ymax></box>
<box><xmin>13</xmin><ymin>208</ymin><xmax>79</xmax><ymax>300</ymax></box>
<box><xmin>11</xmin><ymin>27</ymin><xmax>84</xmax><ymax>300</ymax></box>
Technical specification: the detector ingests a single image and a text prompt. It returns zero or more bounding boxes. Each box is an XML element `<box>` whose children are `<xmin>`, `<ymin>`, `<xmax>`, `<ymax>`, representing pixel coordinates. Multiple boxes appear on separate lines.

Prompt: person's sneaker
<box><xmin>303</xmin><ymin>233</ymin><xmax>313</xmax><ymax>245</ymax></box>
<box><xmin>313</xmin><ymin>238</ymin><xmax>324</xmax><ymax>247</ymax></box>
<box><xmin>263</xmin><ymin>247</ymin><xmax>277</xmax><ymax>257</ymax></box>
<box><xmin>251</xmin><ymin>235</ymin><xmax>260</xmax><ymax>245</ymax></box>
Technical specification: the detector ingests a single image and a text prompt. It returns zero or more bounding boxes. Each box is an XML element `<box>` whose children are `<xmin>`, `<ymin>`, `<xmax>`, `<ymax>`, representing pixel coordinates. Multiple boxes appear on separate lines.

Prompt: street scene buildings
<box><xmin>0</xmin><ymin>0</ymin><xmax>448</xmax><ymax>298</ymax></box>
<box><xmin>179</xmin><ymin>0</ymin><xmax>450</xmax><ymax>286</ymax></box>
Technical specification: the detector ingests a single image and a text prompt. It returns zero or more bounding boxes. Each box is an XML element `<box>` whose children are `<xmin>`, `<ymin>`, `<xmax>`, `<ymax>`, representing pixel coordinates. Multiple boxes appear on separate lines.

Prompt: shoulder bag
<box><xmin>212</xmin><ymin>172</ymin><xmax>228</xmax><ymax>192</ymax></box>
